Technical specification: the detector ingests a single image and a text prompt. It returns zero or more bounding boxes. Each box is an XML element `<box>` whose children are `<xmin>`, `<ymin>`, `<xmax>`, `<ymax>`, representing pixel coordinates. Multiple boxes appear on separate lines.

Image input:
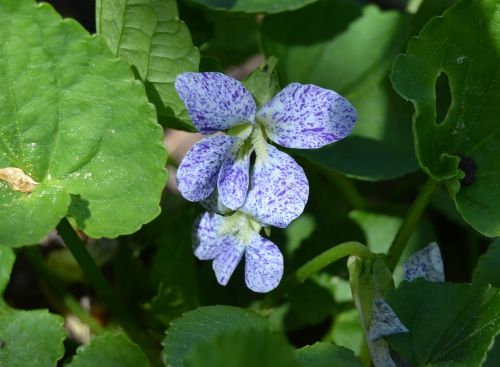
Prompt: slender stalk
<box><xmin>386</xmin><ymin>177</ymin><xmax>440</xmax><ymax>270</ymax></box>
<box><xmin>261</xmin><ymin>241</ymin><xmax>373</xmax><ymax>308</ymax></box>
<box><xmin>57</xmin><ymin>218</ymin><xmax>159</xmax><ymax>364</ymax></box>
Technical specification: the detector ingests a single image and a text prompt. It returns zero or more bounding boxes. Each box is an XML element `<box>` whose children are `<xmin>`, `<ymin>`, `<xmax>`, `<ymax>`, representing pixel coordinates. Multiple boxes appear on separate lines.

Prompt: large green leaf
<box><xmin>0</xmin><ymin>247</ymin><xmax>15</xmax><ymax>308</ymax></box>
<box><xmin>162</xmin><ymin>305</ymin><xmax>270</xmax><ymax>367</ymax></box>
<box><xmin>186</xmin><ymin>0</ymin><xmax>318</xmax><ymax>14</ymax></box>
<box><xmin>0</xmin><ymin>0</ymin><xmax>167</xmax><ymax>246</ymax></box>
<box><xmin>261</xmin><ymin>2</ymin><xmax>417</xmax><ymax>181</ymax></box>
<box><xmin>295</xmin><ymin>342</ymin><xmax>362</xmax><ymax>367</ymax></box>
<box><xmin>391</xmin><ymin>0</ymin><xmax>500</xmax><ymax>236</ymax></box>
<box><xmin>96</xmin><ymin>0</ymin><xmax>200</xmax><ymax>131</ymax></box>
<box><xmin>183</xmin><ymin>329</ymin><xmax>301</xmax><ymax>367</ymax></box>
<box><xmin>0</xmin><ymin>310</ymin><xmax>66</xmax><ymax>367</ymax></box>
<box><xmin>386</xmin><ymin>280</ymin><xmax>500</xmax><ymax>366</ymax></box>
<box><xmin>67</xmin><ymin>333</ymin><xmax>149</xmax><ymax>367</ymax></box>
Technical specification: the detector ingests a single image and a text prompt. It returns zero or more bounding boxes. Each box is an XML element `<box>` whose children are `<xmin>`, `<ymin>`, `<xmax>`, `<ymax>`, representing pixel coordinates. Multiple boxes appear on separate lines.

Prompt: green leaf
<box><xmin>0</xmin><ymin>247</ymin><xmax>15</xmax><ymax>305</ymax></box>
<box><xmin>97</xmin><ymin>0</ymin><xmax>200</xmax><ymax>131</ymax></box>
<box><xmin>328</xmin><ymin>309</ymin><xmax>363</xmax><ymax>356</ymax></box>
<box><xmin>472</xmin><ymin>238</ymin><xmax>500</xmax><ymax>287</ymax></box>
<box><xmin>386</xmin><ymin>280</ymin><xmax>500</xmax><ymax>366</ymax></box>
<box><xmin>162</xmin><ymin>305</ymin><xmax>270</xmax><ymax>367</ymax></box>
<box><xmin>261</xmin><ymin>2</ymin><xmax>417</xmax><ymax>181</ymax></box>
<box><xmin>184</xmin><ymin>329</ymin><xmax>301</xmax><ymax>367</ymax></box>
<box><xmin>0</xmin><ymin>0</ymin><xmax>167</xmax><ymax>246</ymax></box>
<box><xmin>295</xmin><ymin>342</ymin><xmax>362</xmax><ymax>367</ymax></box>
<box><xmin>391</xmin><ymin>0</ymin><xmax>500</xmax><ymax>236</ymax></box>
<box><xmin>186</xmin><ymin>0</ymin><xmax>319</xmax><ymax>14</ymax></box>
<box><xmin>67</xmin><ymin>333</ymin><xmax>149</xmax><ymax>367</ymax></box>
<box><xmin>0</xmin><ymin>310</ymin><xmax>66</xmax><ymax>367</ymax></box>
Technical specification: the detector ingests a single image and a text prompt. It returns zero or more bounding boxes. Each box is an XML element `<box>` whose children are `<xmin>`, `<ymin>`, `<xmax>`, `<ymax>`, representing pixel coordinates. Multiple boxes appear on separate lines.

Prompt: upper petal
<box><xmin>241</xmin><ymin>144</ymin><xmax>308</xmax><ymax>228</ymax></box>
<box><xmin>368</xmin><ymin>298</ymin><xmax>409</xmax><ymax>342</ymax></box>
<box><xmin>192</xmin><ymin>212</ymin><xmax>224</xmax><ymax>260</ymax></box>
<box><xmin>257</xmin><ymin>83</ymin><xmax>356</xmax><ymax>149</ymax></box>
<box><xmin>403</xmin><ymin>242</ymin><xmax>444</xmax><ymax>282</ymax></box>
<box><xmin>218</xmin><ymin>148</ymin><xmax>252</xmax><ymax>210</ymax></box>
<box><xmin>175</xmin><ymin>72</ymin><xmax>256</xmax><ymax>134</ymax></box>
<box><xmin>212</xmin><ymin>234</ymin><xmax>245</xmax><ymax>286</ymax></box>
<box><xmin>177</xmin><ymin>135</ymin><xmax>237</xmax><ymax>202</ymax></box>
<box><xmin>245</xmin><ymin>234</ymin><xmax>284</xmax><ymax>293</ymax></box>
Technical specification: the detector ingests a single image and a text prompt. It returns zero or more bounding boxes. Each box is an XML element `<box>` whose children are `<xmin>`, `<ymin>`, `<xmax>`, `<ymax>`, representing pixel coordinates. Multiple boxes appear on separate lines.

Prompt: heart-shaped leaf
<box><xmin>96</xmin><ymin>0</ymin><xmax>200</xmax><ymax>131</ymax></box>
<box><xmin>386</xmin><ymin>280</ymin><xmax>500</xmax><ymax>366</ymax></box>
<box><xmin>391</xmin><ymin>0</ymin><xmax>500</xmax><ymax>236</ymax></box>
<box><xmin>0</xmin><ymin>0</ymin><xmax>167</xmax><ymax>246</ymax></box>
<box><xmin>295</xmin><ymin>342</ymin><xmax>362</xmax><ymax>367</ymax></box>
<box><xmin>186</xmin><ymin>0</ymin><xmax>319</xmax><ymax>14</ymax></box>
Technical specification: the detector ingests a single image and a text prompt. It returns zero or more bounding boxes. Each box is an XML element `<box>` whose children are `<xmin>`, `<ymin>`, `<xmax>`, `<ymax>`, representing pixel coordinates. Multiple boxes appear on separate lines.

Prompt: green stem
<box><xmin>262</xmin><ymin>241</ymin><xmax>373</xmax><ymax>308</ymax></box>
<box><xmin>386</xmin><ymin>177</ymin><xmax>440</xmax><ymax>270</ymax></box>
<box><xmin>57</xmin><ymin>218</ymin><xmax>159</xmax><ymax>364</ymax></box>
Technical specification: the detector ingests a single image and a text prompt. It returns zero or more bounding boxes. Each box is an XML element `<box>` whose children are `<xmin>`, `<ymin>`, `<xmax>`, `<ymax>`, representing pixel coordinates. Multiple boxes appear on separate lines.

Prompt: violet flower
<box><xmin>193</xmin><ymin>211</ymin><xmax>283</xmax><ymax>293</ymax></box>
<box><xmin>175</xmin><ymin>72</ymin><xmax>356</xmax><ymax>228</ymax></box>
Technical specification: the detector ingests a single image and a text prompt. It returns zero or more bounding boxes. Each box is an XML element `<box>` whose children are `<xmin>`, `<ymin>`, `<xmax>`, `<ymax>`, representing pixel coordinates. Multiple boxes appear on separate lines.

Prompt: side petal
<box><xmin>177</xmin><ymin>135</ymin><xmax>237</xmax><ymax>202</ymax></box>
<box><xmin>245</xmin><ymin>234</ymin><xmax>284</xmax><ymax>293</ymax></box>
<box><xmin>176</xmin><ymin>72</ymin><xmax>256</xmax><ymax>134</ymax></box>
<box><xmin>403</xmin><ymin>242</ymin><xmax>444</xmax><ymax>282</ymax></box>
<box><xmin>368</xmin><ymin>298</ymin><xmax>409</xmax><ymax>342</ymax></box>
<box><xmin>218</xmin><ymin>148</ymin><xmax>251</xmax><ymax>210</ymax></box>
<box><xmin>212</xmin><ymin>235</ymin><xmax>245</xmax><ymax>286</ymax></box>
<box><xmin>192</xmin><ymin>212</ymin><xmax>224</xmax><ymax>260</ymax></box>
<box><xmin>257</xmin><ymin>83</ymin><xmax>356</xmax><ymax>149</ymax></box>
<box><xmin>241</xmin><ymin>144</ymin><xmax>309</xmax><ymax>228</ymax></box>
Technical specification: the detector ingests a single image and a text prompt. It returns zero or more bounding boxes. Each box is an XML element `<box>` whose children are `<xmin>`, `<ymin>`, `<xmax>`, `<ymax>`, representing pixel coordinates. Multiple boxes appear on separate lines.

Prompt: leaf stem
<box><xmin>386</xmin><ymin>177</ymin><xmax>440</xmax><ymax>269</ymax></box>
<box><xmin>261</xmin><ymin>241</ymin><xmax>373</xmax><ymax>308</ymax></box>
<box><xmin>56</xmin><ymin>218</ymin><xmax>159</xmax><ymax>364</ymax></box>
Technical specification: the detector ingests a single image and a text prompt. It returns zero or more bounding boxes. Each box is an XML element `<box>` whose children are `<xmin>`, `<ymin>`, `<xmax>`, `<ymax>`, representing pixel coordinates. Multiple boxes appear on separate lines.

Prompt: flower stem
<box><xmin>261</xmin><ymin>241</ymin><xmax>373</xmax><ymax>308</ymax></box>
<box><xmin>56</xmin><ymin>218</ymin><xmax>159</xmax><ymax>364</ymax></box>
<box><xmin>386</xmin><ymin>177</ymin><xmax>440</xmax><ymax>270</ymax></box>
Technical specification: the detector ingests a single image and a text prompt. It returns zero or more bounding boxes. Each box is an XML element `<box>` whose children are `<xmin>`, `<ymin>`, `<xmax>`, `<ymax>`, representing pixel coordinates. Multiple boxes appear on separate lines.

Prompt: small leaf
<box><xmin>0</xmin><ymin>0</ymin><xmax>167</xmax><ymax>246</ymax></box>
<box><xmin>97</xmin><ymin>0</ymin><xmax>200</xmax><ymax>131</ymax></box>
<box><xmin>186</xmin><ymin>0</ymin><xmax>319</xmax><ymax>14</ymax></box>
<box><xmin>0</xmin><ymin>310</ymin><xmax>66</xmax><ymax>367</ymax></box>
<box><xmin>262</xmin><ymin>2</ymin><xmax>417</xmax><ymax>181</ymax></box>
<box><xmin>184</xmin><ymin>329</ymin><xmax>301</xmax><ymax>367</ymax></box>
<box><xmin>0</xmin><ymin>247</ymin><xmax>16</xmax><ymax>303</ymax></box>
<box><xmin>386</xmin><ymin>280</ymin><xmax>500</xmax><ymax>366</ymax></box>
<box><xmin>391</xmin><ymin>0</ymin><xmax>500</xmax><ymax>236</ymax></box>
<box><xmin>162</xmin><ymin>305</ymin><xmax>270</xmax><ymax>367</ymax></box>
<box><xmin>67</xmin><ymin>333</ymin><xmax>149</xmax><ymax>367</ymax></box>
<box><xmin>295</xmin><ymin>342</ymin><xmax>362</xmax><ymax>367</ymax></box>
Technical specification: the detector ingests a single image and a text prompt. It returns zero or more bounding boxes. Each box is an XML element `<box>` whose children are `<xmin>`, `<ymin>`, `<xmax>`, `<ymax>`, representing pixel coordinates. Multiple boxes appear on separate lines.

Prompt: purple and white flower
<box><xmin>193</xmin><ymin>211</ymin><xmax>284</xmax><ymax>293</ymax></box>
<box><xmin>175</xmin><ymin>72</ymin><xmax>356</xmax><ymax>227</ymax></box>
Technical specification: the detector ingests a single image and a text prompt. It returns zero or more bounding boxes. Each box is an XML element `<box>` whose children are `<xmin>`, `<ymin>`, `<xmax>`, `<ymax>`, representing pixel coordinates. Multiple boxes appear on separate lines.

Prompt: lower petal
<box><xmin>212</xmin><ymin>235</ymin><xmax>245</xmax><ymax>286</ymax></box>
<box><xmin>241</xmin><ymin>144</ymin><xmax>309</xmax><ymax>228</ymax></box>
<box><xmin>218</xmin><ymin>148</ymin><xmax>251</xmax><ymax>210</ymax></box>
<box><xmin>177</xmin><ymin>135</ymin><xmax>237</xmax><ymax>202</ymax></box>
<box><xmin>245</xmin><ymin>234</ymin><xmax>284</xmax><ymax>293</ymax></box>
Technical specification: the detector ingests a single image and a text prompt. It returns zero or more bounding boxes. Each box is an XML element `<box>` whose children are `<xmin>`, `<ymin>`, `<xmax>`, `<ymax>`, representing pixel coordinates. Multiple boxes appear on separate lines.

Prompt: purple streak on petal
<box><xmin>192</xmin><ymin>212</ymin><xmax>224</xmax><ymax>260</ymax></box>
<box><xmin>218</xmin><ymin>148</ymin><xmax>251</xmax><ymax>210</ymax></box>
<box><xmin>241</xmin><ymin>144</ymin><xmax>309</xmax><ymax>228</ymax></box>
<box><xmin>175</xmin><ymin>72</ymin><xmax>256</xmax><ymax>133</ymax></box>
<box><xmin>177</xmin><ymin>135</ymin><xmax>237</xmax><ymax>202</ymax></box>
<box><xmin>368</xmin><ymin>298</ymin><xmax>408</xmax><ymax>342</ymax></box>
<box><xmin>212</xmin><ymin>235</ymin><xmax>245</xmax><ymax>286</ymax></box>
<box><xmin>257</xmin><ymin>83</ymin><xmax>357</xmax><ymax>149</ymax></box>
<box><xmin>245</xmin><ymin>234</ymin><xmax>284</xmax><ymax>293</ymax></box>
<box><xmin>403</xmin><ymin>242</ymin><xmax>444</xmax><ymax>282</ymax></box>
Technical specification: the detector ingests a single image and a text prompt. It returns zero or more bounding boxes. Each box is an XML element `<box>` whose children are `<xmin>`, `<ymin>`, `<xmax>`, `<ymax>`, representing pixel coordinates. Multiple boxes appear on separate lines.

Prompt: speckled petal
<box><xmin>241</xmin><ymin>144</ymin><xmax>308</xmax><ymax>228</ymax></box>
<box><xmin>257</xmin><ymin>83</ymin><xmax>356</xmax><ymax>149</ymax></box>
<box><xmin>200</xmin><ymin>190</ymin><xmax>231</xmax><ymax>215</ymax></box>
<box><xmin>176</xmin><ymin>72</ymin><xmax>256</xmax><ymax>134</ymax></box>
<box><xmin>403</xmin><ymin>242</ymin><xmax>444</xmax><ymax>282</ymax></box>
<box><xmin>245</xmin><ymin>234</ymin><xmax>284</xmax><ymax>293</ymax></box>
<box><xmin>192</xmin><ymin>212</ymin><xmax>224</xmax><ymax>260</ymax></box>
<box><xmin>177</xmin><ymin>135</ymin><xmax>237</xmax><ymax>202</ymax></box>
<box><xmin>212</xmin><ymin>235</ymin><xmax>246</xmax><ymax>286</ymax></box>
<box><xmin>218</xmin><ymin>148</ymin><xmax>252</xmax><ymax>210</ymax></box>
<box><xmin>368</xmin><ymin>298</ymin><xmax>409</xmax><ymax>342</ymax></box>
